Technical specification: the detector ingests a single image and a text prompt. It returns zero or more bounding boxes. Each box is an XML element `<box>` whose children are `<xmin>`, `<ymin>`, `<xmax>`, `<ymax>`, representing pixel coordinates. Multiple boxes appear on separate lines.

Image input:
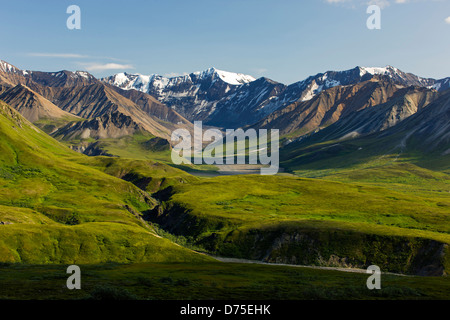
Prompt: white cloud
<box><xmin>27</xmin><ymin>53</ymin><xmax>88</xmax><ymax>58</ymax></box>
<box><xmin>445</xmin><ymin>16</ymin><xmax>450</xmax><ymax>24</ymax></box>
<box><xmin>27</xmin><ymin>53</ymin><xmax>129</xmax><ymax>63</ymax></box>
<box><xmin>79</xmin><ymin>63</ymin><xmax>135</xmax><ymax>72</ymax></box>
<box><xmin>367</xmin><ymin>0</ymin><xmax>390</xmax><ymax>9</ymax></box>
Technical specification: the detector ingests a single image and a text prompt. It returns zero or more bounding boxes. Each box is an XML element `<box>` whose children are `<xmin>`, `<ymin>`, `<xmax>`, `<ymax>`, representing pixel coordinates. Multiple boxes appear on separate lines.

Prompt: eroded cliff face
<box><xmin>213</xmin><ymin>228</ymin><xmax>448</xmax><ymax>276</ymax></box>
<box><xmin>149</xmin><ymin>201</ymin><xmax>448</xmax><ymax>276</ymax></box>
<box><xmin>221</xmin><ymin>229</ymin><xmax>448</xmax><ymax>276</ymax></box>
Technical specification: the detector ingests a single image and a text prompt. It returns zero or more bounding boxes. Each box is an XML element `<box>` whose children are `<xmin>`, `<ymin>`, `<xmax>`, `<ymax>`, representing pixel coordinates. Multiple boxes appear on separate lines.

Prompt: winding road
<box><xmin>208</xmin><ymin>255</ymin><xmax>410</xmax><ymax>277</ymax></box>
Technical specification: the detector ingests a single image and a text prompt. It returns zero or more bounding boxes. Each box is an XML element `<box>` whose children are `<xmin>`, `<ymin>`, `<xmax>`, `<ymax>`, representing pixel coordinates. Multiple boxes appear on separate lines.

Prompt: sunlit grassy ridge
<box><xmin>60</xmin><ymin>131</ymin><xmax>220</xmax><ymax>174</ymax></box>
<box><xmin>0</xmin><ymin>222</ymin><xmax>209</xmax><ymax>264</ymax></box>
<box><xmin>0</xmin><ymin>100</ymin><xmax>209</xmax><ymax>264</ymax></box>
<box><xmin>150</xmin><ymin>174</ymin><xmax>449</xmax><ymax>274</ymax></box>
<box><xmin>168</xmin><ymin>175</ymin><xmax>450</xmax><ymax>238</ymax></box>
<box><xmin>294</xmin><ymin>161</ymin><xmax>450</xmax><ymax>199</ymax></box>
<box><xmin>73</xmin><ymin>156</ymin><xmax>198</xmax><ymax>194</ymax></box>
<box><xmin>64</xmin><ymin>133</ymin><xmax>173</xmax><ymax>162</ymax></box>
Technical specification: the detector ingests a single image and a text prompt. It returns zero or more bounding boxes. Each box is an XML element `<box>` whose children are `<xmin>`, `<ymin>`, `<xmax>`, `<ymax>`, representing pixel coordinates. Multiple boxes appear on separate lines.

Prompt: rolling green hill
<box><xmin>148</xmin><ymin>174</ymin><xmax>450</xmax><ymax>275</ymax></box>
<box><xmin>0</xmin><ymin>100</ymin><xmax>209</xmax><ymax>264</ymax></box>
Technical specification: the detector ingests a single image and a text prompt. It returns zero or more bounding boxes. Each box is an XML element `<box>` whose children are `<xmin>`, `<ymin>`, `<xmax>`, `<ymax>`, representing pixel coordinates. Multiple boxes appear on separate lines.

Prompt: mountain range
<box><xmin>103</xmin><ymin>65</ymin><xmax>450</xmax><ymax>129</ymax></box>
<box><xmin>1</xmin><ymin>58</ymin><xmax>449</xmax><ymax>159</ymax></box>
<box><xmin>0</xmin><ymin>60</ymin><xmax>191</xmax><ymax>142</ymax></box>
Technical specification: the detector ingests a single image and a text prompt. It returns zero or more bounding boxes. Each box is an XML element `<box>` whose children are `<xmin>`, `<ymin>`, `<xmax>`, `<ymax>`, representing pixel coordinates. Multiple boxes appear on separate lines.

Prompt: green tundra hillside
<box><xmin>0</xmin><ymin>100</ymin><xmax>209</xmax><ymax>264</ymax></box>
<box><xmin>149</xmin><ymin>174</ymin><xmax>450</xmax><ymax>275</ymax></box>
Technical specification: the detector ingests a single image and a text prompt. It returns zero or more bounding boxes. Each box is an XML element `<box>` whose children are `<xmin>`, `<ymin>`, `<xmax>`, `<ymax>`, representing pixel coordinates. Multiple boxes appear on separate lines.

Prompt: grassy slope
<box><xmin>62</xmin><ymin>132</ymin><xmax>173</xmax><ymax>162</ymax></box>
<box><xmin>33</xmin><ymin>116</ymin><xmax>85</xmax><ymax>135</ymax></box>
<box><xmin>276</xmin><ymin>130</ymin><xmax>450</xmax><ymax>244</ymax></box>
<box><xmin>73</xmin><ymin>156</ymin><xmax>198</xmax><ymax>194</ymax></box>
<box><xmin>0</xmin><ymin>100</ymin><xmax>209</xmax><ymax>264</ymax></box>
<box><xmin>92</xmin><ymin>133</ymin><xmax>172</xmax><ymax>162</ymax></box>
<box><xmin>279</xmin><ymin>121</ymin><xmax>450</xmax><ymax>176</ymax></box>
<box><xmin>168</xmin><ymin>175</ymin><xmax>449</xmax><ymax>237</ymax></box>
<box><xmin>149</xmin><ymin>174</ymin><xmax>449</xmax><ymax>274</ymax></box>
<box><xmin>60</xmin><ymin>131</ymin><xmax>219</xmax><ymax>174</ymax></box>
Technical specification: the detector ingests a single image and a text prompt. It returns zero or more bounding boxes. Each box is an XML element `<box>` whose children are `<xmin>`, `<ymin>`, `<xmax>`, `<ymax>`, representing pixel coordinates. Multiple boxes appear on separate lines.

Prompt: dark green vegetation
<box><xmin>1</xmin><ymin>262</ymin><xmax>449</xmax><ymax>300</ymax></box>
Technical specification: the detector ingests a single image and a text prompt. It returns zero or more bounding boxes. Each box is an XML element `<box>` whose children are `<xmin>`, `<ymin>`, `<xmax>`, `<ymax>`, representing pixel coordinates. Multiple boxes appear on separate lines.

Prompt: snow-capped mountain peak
<box><xmin>0</xmin><ymin>60</ymin><xmax>25</xmax><ymax>75</ymax></box>
<box><xmin>101</xmin><ymin>64</ymin><xmax>449</xmax><ymax>129</ymax></box>
<box><xmin>194</xmin><ymin>67</ymin><xmax>256</xmax><ymax>85</ymax></box>
<box><xmin>106</xmin><ymin>67</ymin><xmax>255</xmax><ymax>89</ymax></box>
<box><xmin>0</xmin><ymin>60</ymin><xmax>17</xmax><ymax>73</ymax></box>
<box><xmin>106</xmin><ymin>72</ymin><xmax>154</xmax><ymax>92</ymax></box>
<box><xmin>358</xmin><ymin>66</ymin><xmax>399</xmax><ymax>77</ymax></box>
<box><xmin>74</xmin><ymin>71</ymin><xmax>96</xmax><ymax>80</ymax></box>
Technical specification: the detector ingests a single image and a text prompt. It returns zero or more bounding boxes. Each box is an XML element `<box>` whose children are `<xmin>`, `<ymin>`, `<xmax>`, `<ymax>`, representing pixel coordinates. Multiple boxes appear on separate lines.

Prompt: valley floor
<box><xmin>0</xmin><ymin>261</ymin><xmax>449</xmax><ymax>300</ymax></box>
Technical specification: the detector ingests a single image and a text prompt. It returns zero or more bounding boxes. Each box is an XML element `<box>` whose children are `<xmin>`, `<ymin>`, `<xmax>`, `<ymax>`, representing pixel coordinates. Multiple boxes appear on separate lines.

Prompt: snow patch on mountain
<box><xmin>74</xmin><ymin>71</ymin><xmax>93</xmax><ymax>79</ymax></box>
<box><xmin>214</xmin><ymin>69</ymin><xmax>256</xmax><ymax>85</ymax></box>
<box><xmin>360</xmin><ymin>66</ymin><xmax>392</xmax><ymax>76</ymax></box>
<box><xmin>0</xmin><ymin>60</ymin><xmax>19</xmax><ymax>73</ymax></box>
<box><xmin>106</xmin><ymin>67</ymin><xmax>255</xmax><ymax>92</ymax></box>
<box><xmin>302</xmin><ymin>82</ymin><xmax>322</xmax><ymax>101</ymax></box>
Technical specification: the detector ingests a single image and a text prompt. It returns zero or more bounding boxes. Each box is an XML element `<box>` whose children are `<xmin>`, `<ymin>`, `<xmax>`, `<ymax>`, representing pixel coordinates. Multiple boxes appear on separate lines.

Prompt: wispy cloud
<box><xmin>164</xmin><ymin>72</ymin><xmax>189</xmax><ymax>78</ymax></box>
<box><xmin>445</xmin><ymin>16</ymin><xmax>450</xmax><ymax>24</ymax></box>
<box><xmin>27</xmin><ymin>53</ymin><xmax>89</xmax><ymax>58</ymax></box>
<box><xmin>26</xmin><ymin>52</ymin><xmax>133</xmax><ymax>73</ymax></box>
<box><xmin>78</xmin><ymin>62</ymin><xmax>135</xmax><ymax>72</ymax></box>
<box><xmin>101</xmin><ymin>56</ymin><xmax>130</xmax><ymax>63</ymax></box>
<box><xmin>27</xmin><ymin>53</ymin><xmax>129</xmax><ymax>63</ymax></box>
<box><xmin>253</xmin><ymin>68</ymin><xmax>268</xmax><ymax>75</ymax></box>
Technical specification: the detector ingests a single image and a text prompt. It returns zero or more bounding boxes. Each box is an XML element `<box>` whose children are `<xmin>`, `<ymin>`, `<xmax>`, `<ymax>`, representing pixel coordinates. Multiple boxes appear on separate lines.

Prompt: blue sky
<box><xmin>0</xmin><ymin>0</ymin><xmax>449</xmax><ymax>84</ymax></box>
